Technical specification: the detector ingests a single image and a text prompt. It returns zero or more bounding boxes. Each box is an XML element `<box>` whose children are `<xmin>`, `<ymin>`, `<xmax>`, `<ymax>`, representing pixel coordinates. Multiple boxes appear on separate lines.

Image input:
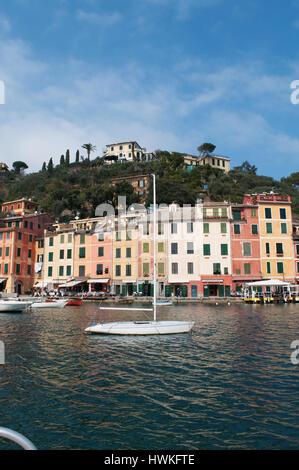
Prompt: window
<box><xmin>276</xmin><ymin>243</ymin><xmax>283</xmax><ymax>255</ymax></box>
<box><xmin>143</xmin><ymin>243</ymin><xmax>149</xmax><ymax>253</ymax></box>
<box><xmin>277</xmin><ymin>262</ymin><xmax>284</xmax><ymax>274</ymax></box>
<box><xmin>203</xmin><ymin>244</ymin><xmax>210</xmax><ymax>256</ymax></box>
<box><xmin>126</xmin><ymin>247</ymin><xmax>131</xmax><ymax>258</ymax></box>
<box><xmin>17</xmin><ymin>248</ymin><xmax>21</xmax><ymax>257</ymax></box>
<box><xmin>171</xmin><ymin>243</ymin><xmax>178</xmax><ymax>254</ymax></box>
<box><xmin>203</xmin><ymin>223</ymin><xmax>209</xmax><ymax>234</ymax></box>
<box><xmin>158</xmin><ymin>222</ymin><xmax>164</xmax><ymax>235</ymax></box>
<box><xmin>267</xmin><ymin>262</ymin><xmax>271</xmax><ymax>274</ymax></box>
<box><xmin>224</xmin><ymin>267</ymin><xmax>228</xmax><ymax>275</ymax></box>
<box><xmin>266</xmin><ymin>242</ymin><xmax>270</xmax><ymax>255</ymax></box>
<box><xmin>27</xmin><ymin>265</ymin><xmax>31</xmax><ymax>275</ymax></box>
<box><xmin>59</xmin><ymin>250</ymin><xmax>64</xmax><ymax>260</ymax></box>
<box><xmin>158</xmin><ymin>242</ymin><xmax>164</xmax><ymax>253</ymax></box>
<box><xmin>187</xmin><ymin>262</ymin><xmax>194</xmax><ymax>275</ymax></box>
<box><xmin>143</xmin><ymin>263</ymin><xmax>149</xmax><ymax>275</ymax></box>
<box><xmin>48</xmin><ymin>266</ymin><xmax>53</xmax><ymax>277</ymax></box>
<box><xmin>252</xmin><ymin>224</ymin><xmax>258</xmax><ymax>235</ymax></box>
<box><xmin>221</xmin><ymin>244</ymin><xmax>228</xmax><ymax>256</ymax></box>
<box><xmin>49</xmin><ymin>237</ymin><xmax>54</xmax><ymax>246</ymax></box>
<box><xmin>29</xmin><ymin>235</ymin><xmax>33</xmax><ymax>242</ymax></box>
<box><xmin>126</xmin><ymin>265</ymin><xmax>132</xmax><ymax>276</ymax></box>
<box><xmin>222</xmin><ymin>208</ymin><xmax>227</xmax><ymax>217</ymax></box>
<box><xmin>297</xmin><ymin>245</ymin><xmax>299</xmax><ymax>256</ymax></box>
<box><xmin>48</xmin><ymin>252</ymin><xmax>53</xmax><ymax>262</ymax></box>
<box><xmin>172</xmin><ymin>263</ymin><xmax>178</xmax><ymax>275</ymax></box>
<box><xmin>297</xmin><ymin>262</ymin><xmax>299</xmax><ymax>274</ymax></box>
<box><xmin>4</xmin><ymin>264</ymin><xmax>8</xmax><ymax>275</ymax></box>
<box><xmin>281</xmin><ymin>223</ymin><xmax>287</xmax><ymax>234</ymax></box>
<box><xmin>5</xmin><ymin>247</ymin><xmax>9</xmax><ymax>257</ymax></box>
<box><xmin>243</xmin><ymin>242</ymin><xmax>251</xmax><ymax>256</ymax></box>
<box><xmin>171</xmin><ymin>222</ymin><xmax>177</xmax><ymax>234</ymax></box>
<box><xmin>79</xmin><ymin>266</ymin><xmax>85</xmax><ymax>277</ymax></box>
<box><xmin>66</xmin><ymin>266</ymin><xmax>71</xmax><ymax>276</ymax></box>
<box><xmin>213</xmin><ymin>263</ymin><xmax>221</xmax><ymax>275</ymax></box>
<box><xmin>98</xmin><ymin>233</ymin><xmax>104</xmax><ymax>242</ymax></box>
<box><xmin>158</xmin><ymin>263</ymin><xmax>164</xmax><ymax>275</ymax></box>
<box><xmin>28</xmin><ymin>249</ymin><xmax>32</xmax><ymax>258</ymax></box>
<box><xmin>244</xmin><ymin>263</ymin><xmax>251</xmax><ymax>275</ymax></box>
<box><xmin>116</xmin><ymin>232</ymin><xmax>121</xmax><ymax>241</ymax></box>
<box><xmin>266</xmin><ymin>223</ymin><xmax>272</xmax><ymax>234</ymax></box>
<box><xmin>265</xmin><ymin>208</ymin><xmax>272</xmax><ymax>219</ymax></box>
<box><xmin>80</xmin><ymin>234</ymin><xmax>85</xmax><ymax>244</ymax></box>
<box><xmin>67</xmin><ymin>249</ymin><xmax>72</xmax><ymax>259</ymax></box>
<box><xmin>126</xmin><ymin>231</ymin><xmax>131</xmax><ymax>241</ymax></box>
<box><xmin>187</xmin><ymin>222</ymin><xmax>193</xmax><ymax>233</ymax></box>
<box><xmin>79</xmin><ymin>247</ymin><xmax>85</xmax><ymax>258</ymax></box>
<box><xmin>18</xmin><ymin>232</ymin><xmax>22</xmax><ymax>240</ymax></box>
<box><xmin>30</xmin><ymin>222</ymin><xmax>33</xmax><ymax>230</ymax></box>
<box><xmin>116</xmin><ymin>248</ymin><xmax>121</xmax><ymax>258</ymax></box>
<box><xmin>221</xmin><ymin>223</ymin><xmax>227</xmax><ymax>234</ymax></box>
<box><xmin>60</xmin><ymin>235</ymin><xmax>65</xmax><ymax>244</ymax></box>
<box><xmin>59</xmin><ymin>266</ymin><xmax>64</xmax><ymax>276</ymax></box>
<box><xmin>97</xmin><ymin>264</ymin><xmax>103</xmax><ymax>275</ymax></box>
<box><xmin>234</xmin><ymin>224</ymin><xmax>240</xmax><ymax>235</ymax></box>
<box><xmin>98</xmin><ymin>247</ymin><xmax>104</xmax><ymax>257</ymax></box>
<box><xmin>251</xmin><ymin>208</ymin><xmax>257</xmax><ymax>217</ymax></box>
<box><xmin>16</xmin><ymin>264</ymin><xmax>21</xmax><ymax>275</ymax></box>
<box><xmin>187</xmin><ymin>242</ymin><xmax>194</xmax><ymax>254</ymax></box>
<box><xmin>68</xmin><ymin>234</ymin><xmax>72</xmax><ymax>243</ymax></box>
<box><xmin>280</xmin><ymin>208</ymin><xmax>286</xmax><ymax>219</ymax></box>
<box><xmin>233</xmin><ymin>210</ymin><xmax>241</xmax><ymax>220</ymax></box>
<box><xmin>213</xmin><ymin>208</ymin><xmax>219</xmax><ymax>217</ymax></box>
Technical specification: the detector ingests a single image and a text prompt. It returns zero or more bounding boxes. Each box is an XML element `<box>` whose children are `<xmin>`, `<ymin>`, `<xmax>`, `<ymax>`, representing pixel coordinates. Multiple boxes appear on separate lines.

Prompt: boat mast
<box><xmin>153</xmin><ymin>174</ymin><xmax>157</xmax><ymax>322</ymax></box>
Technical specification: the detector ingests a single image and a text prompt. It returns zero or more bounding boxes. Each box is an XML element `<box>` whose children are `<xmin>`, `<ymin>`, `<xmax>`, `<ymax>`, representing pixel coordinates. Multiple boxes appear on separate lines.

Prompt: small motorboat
<box><xmin>0</xmin><ymin>300</ymin><xmax>32</xmax><ymax>313</ymax></box>
<box><xmin>154</xmin><ymin>301</ymin><xmax>173</xmax><ymax>306</ymax></box>
<box><xmin>31</xmin><ymin>299</ymin><xmax>68</xmax><ymax>309</ymax></box>
<box><xmin>67</xmin><ymin>298</ymin><xmax>83</xmax><ymax>306</ymax></box>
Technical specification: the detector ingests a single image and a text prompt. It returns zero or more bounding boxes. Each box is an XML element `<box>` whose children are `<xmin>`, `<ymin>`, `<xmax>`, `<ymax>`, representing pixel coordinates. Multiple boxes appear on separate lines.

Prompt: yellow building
<box><xmin>246</xmin><ymin>194</ymin><xmax>295</xmax><ymax>281</ymax></box>
<box><xmin>199</xmin><ymin>155</ymin><xmax>230</xmax><ymax>173</ymax></box>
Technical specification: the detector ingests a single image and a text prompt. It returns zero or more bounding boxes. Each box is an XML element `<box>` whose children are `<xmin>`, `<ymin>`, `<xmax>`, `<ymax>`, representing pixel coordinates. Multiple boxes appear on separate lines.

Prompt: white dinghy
<box><xmin>31</xmin><ymin>299</ymin><xmax>68</xmax><ymax>309</ymax></box>
<box><xmin>85</xmin><ymin>174</ymin><xmax>195</xmax><ymax>336</ymax></box>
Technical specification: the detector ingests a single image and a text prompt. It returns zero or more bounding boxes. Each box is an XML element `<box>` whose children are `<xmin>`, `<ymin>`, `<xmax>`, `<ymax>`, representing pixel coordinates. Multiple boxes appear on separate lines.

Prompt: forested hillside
<box><xmin>0</xmin><ymin>151</ymin><xmax>298</xmax><ymax>221</ymax></box>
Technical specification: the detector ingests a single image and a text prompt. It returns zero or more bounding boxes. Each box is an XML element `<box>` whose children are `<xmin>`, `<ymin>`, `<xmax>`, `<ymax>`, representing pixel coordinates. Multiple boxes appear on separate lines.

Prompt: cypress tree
<box><xmin>42</xmin><ymin>162</ymin><xmax>47</xmax><ymax>172</ymax></box>
<box><xmin>48</xmin><ymin>157</ymin><xmax>53</xmax><ymax>172</ymax></box>
<box><xmin>65</xmin><ymin>149</ymin><xmax>70</xmax><ymax>166</ymax></box>
<box><xmin>60</xmin><ymin>155</ymin><xmax>65</xmax><ymax>165</ymax></box>
<box><xmin>76</xmin><ymin>150</ymin><xmax>80</xmax><ymax>164</ymax></box>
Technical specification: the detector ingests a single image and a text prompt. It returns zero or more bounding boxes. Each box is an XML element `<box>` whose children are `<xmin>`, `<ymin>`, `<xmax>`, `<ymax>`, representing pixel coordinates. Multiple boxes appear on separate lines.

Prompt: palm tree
<box><xmin>82</xmin><ymin>143</ymin><xmax>96</xmax><ymax>161</ymax></box>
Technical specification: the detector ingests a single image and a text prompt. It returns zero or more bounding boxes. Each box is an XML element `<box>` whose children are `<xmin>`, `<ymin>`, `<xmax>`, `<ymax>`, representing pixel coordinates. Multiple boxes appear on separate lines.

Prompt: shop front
<box><xmin>202</xmin><ymin>278</ymin><xmax>231</xmax><ymax>298</ymax></box>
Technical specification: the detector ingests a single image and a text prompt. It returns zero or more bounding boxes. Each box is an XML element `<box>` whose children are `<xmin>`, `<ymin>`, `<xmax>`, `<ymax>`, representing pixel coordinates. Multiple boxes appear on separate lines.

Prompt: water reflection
<box><xmin>0</xmin><ymin>302</ymin><xmax>298</xmax><ymax>449</ymax></box>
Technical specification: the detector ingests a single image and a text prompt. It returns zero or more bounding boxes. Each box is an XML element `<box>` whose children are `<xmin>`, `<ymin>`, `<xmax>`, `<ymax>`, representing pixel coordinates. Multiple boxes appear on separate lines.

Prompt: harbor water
<box><xmin>0</xmin><ymin>302</ymin><xmax>298</xmax><ymax>450</ymax></box>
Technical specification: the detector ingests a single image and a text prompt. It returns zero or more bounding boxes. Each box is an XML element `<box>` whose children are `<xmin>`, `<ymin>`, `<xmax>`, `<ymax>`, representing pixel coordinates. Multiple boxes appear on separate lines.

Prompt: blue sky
<box><xmin>0</xmin><ymin>0</ymin><xmax>299</xmax><ymax>177</ymax></box>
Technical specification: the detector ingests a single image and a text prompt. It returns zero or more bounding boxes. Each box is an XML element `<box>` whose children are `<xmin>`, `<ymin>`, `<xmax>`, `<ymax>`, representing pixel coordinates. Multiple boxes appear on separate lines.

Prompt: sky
<box><xmin>0</xmin><ymin>0</ymin><xmax>299</xmax><ymax>178</ymax></box>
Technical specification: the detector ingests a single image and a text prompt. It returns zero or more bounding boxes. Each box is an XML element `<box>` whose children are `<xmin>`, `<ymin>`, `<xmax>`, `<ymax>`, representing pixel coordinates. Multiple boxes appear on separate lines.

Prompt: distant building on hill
<box><xmin>0</xmin><ymin>163</ymin><xmax>9</xmax><ymax>174</ymax></box>
<box><xmin>103</xmin><ymin>141</ymin><xmax>154</xmax><ymax>164</ymax></box>
<box><xmin>111</xmin><ymin>174</ymin><xmax>151</xmax><ymax>201</ymax></box>
<box><xmin>183</xmin><ymin>154</ymin><xmax>230</xmax><ymax>173</ymax></box>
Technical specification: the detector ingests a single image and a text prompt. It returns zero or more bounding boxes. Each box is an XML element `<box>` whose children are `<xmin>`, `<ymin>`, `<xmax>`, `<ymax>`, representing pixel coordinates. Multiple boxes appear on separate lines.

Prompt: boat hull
<box><xmin>31</xmin><ymin>300</ymin><xmax>68</xmax><ymax>309</ymax></box>
<box><xmin>85</xmin><ymin>320</ymin><xmax>195</xmax><ymax>335</ymax></box>
<box><xmin>0</xmin><ymin>301</ymin><xmax>32</xmax><ymax>313</ymax></box>
<box><xmin>67</xmin><ymin>299</ymin><xmax>83</xmax><ymax>306</ymax></box>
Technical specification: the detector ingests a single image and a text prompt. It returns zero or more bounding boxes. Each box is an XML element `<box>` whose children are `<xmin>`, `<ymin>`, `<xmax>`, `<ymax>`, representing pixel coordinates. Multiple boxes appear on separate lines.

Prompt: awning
<box><xmin>168</xmin><ymin>280</ymin><xmax>189</xmax><ymax>284</ymax></box>
<box><xmin>34</xmin><ymin>281</ymin><xmax>50</xmax><ymax>288</ymax></box>
<box><xmin>87</xmin><ymin>278</ymin><xmax>110</xmax><ymax>284</ymax></box>
<box><xmin>0</xmin><ymin>278</ymin><xmax>7</xmax><ymax>284</ymax></box>
<box><xmin>202</xmin><ymin>279</ymin><xmax>224</xmax><ymax>284</ymax></box>
<box><xmin>59</xmin><ymin>280</ymin><xmax>87</xmax><ymax>288</ymax></box>
<box><xmin>245</xmin><ymin>279</ymin><xmax>290</xmax><ymax>287</ymax></box>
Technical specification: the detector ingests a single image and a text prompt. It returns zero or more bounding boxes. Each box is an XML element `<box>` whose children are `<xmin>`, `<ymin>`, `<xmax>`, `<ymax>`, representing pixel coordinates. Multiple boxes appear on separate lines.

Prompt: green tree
<box><xmin>65</xmin><ymin>149</ymin><xmax>70</xmax><ymax>166</ymax></box>
<box><xmin>197</xmin><ymin>143</ymin><xmax>216</xmax><ymax>157</ymax></box>
<box><xmin>12</xmin><ymin>161</ymin><xmax>28</xmax><ymax>174</ymax></box>
<box><xmin>60</xmin><ymin>155</ymin><xmax>65</xmax><ymax>165</ymax></box>
<box><xmin>75</xmin><ymin>150</ymin><xmax>80</xmax><ymax>164</ymax></box>
<box><xmin>48</xmin><ymin>157</ymin><xmax>54</xmax><ymax>172</ymax></box>
<box><xmin>82</xmin><ymin>143</ymin><xmax>96</xmax><ymax>161</ymax></box>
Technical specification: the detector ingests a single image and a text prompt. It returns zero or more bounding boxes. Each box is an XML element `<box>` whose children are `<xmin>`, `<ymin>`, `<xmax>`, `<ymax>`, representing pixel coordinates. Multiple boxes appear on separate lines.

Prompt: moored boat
<box><xmin>85</xmin><ymin>320</ymin><xmax>195</xmax><ymax>335</ymax></box>
<box><xmin>31</xmin><ymin>299</ymin><xmax>68</xmax><ymax>309</ymax></box>
<box><xmin>67</xmin><ymin>298</ymin><xmax>83</xmax><ymax>306</ymax></box>
<box><xmin>0</xmin><ymin>300</ymin><xmax>32</xmax><ymax>313</ymax></box>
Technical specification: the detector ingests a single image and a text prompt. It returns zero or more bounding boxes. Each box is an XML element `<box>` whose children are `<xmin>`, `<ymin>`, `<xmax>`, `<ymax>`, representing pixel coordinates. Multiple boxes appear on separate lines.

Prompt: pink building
<box><xmin>231</xmin><ymin>200</ymin><xmax>262</xmax><ymax>293</ymax></box>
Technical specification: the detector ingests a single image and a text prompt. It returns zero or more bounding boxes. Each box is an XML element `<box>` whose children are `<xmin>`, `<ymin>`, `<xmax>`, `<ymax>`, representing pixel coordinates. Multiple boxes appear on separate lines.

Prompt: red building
<box><xmin>231</xmin><ymin>200</ymin><xmax>262</xmax><ymax>293</ymax></box>
<box><xmin>0</xmin><ymin>199</ymin><xmax>53</xmax><ymax>294</ymax></box>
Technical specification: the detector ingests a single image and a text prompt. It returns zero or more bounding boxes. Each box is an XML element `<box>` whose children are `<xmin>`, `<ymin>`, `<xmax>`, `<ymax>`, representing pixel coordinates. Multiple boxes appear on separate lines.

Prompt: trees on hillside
<box><xmin>197</xmin><ymin>143</ymin><xmax>216</xmax><ymax>157</ymax></box>
<box><xmin>82</xmin><ymin>143</ymin><xmax>96</xmax><ymax>161</ymax></box>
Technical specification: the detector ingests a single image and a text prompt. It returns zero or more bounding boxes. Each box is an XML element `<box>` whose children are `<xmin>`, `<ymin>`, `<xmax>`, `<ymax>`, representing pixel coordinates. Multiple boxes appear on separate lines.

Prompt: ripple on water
<box><xmin>0</xmin><ymin>302</ymin><xmax>298</xmax><ymax>449</ymax></box>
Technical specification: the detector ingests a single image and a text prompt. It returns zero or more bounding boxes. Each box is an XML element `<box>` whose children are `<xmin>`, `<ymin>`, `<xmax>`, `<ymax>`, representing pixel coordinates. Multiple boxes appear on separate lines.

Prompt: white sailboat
<box><xmin>31</xmin><ymin>299</ymin><xmax>68</xmax><ymax>309</ymax></box>
<box><xmin>85</xmin><ymin>174</ymin><xmax>195</xmax><ymax>335</ymax></box>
